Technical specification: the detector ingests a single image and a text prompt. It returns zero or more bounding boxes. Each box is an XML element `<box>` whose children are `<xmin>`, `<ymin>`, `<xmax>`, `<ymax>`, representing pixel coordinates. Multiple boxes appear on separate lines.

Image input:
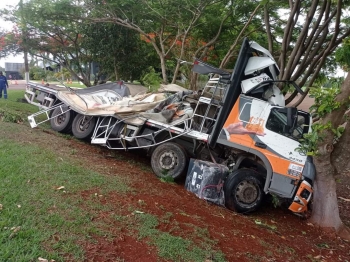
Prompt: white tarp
<box><xmin>56</xmin><ymin>86</ymin><xmax>194</xmax><ymax>125</ymax></box>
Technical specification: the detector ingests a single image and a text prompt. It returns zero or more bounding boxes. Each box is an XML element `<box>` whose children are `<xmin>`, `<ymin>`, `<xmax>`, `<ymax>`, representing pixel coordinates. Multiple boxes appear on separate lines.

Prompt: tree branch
<box><xmin>220</xmin><ymin>3</ymin><xmax>261</xmax><ymax>68</ymax></box>
<box><xmin>278</xmin><ymin>0</ymin><xmax>301</xmax><ymax>78</ymax></box>
<box><xmin>264</xmin><ymin>4</ymin><xmax>273</xmax><ymax>54</ymax></box>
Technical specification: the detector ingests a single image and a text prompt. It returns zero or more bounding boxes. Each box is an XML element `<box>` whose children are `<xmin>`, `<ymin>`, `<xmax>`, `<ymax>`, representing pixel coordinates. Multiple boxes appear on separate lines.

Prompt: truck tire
<box><xmin>224</xmin><ymin>169</ymin><xmax>264</xmax><ymax>213</ymax></box>
<box><xmin>151</xmin><ymin>142</ymin><xmax>187</xmax><ymax>179</ymax></box>
<box><xmin>72</xmin><ymin>114</ymin><xmax>96</xmax><ymax>140</ymax></box>
<box><xmin>50</xmin><ymin>106</ymin><xmax>75</xmax><ymax>133</ymax></box>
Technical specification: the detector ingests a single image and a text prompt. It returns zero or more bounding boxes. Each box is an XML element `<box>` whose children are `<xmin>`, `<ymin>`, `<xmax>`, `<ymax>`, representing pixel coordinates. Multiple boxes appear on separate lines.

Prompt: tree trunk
<box><xmin>311</xmin><ymin>145</ymin><xmax>343</xmax><ymax>233</ymax></box>
<box><xmin>172</xmin><ymin>61</ymin><xmax>181</xmax><ymax>84</ymax></box>
<box><xmin>114</xmin><ymin>57</ymin><xmax>119</xmax><ymax>81</ymax></box>
<box><xmin>310</xmin><ymin>72</ymin><xmax>350</xmax><ymax>240</ymax></box>
<box><xmin>310</xmin><ymin>156</ymin><xmax>350</xmax><ymax>239</ymax></box>
<box><xmin>24</xmin><ymin>50</ymin><xmax>30</xmax><ymax>83</ymax></box>
<box><xmin>160</xmin><ymin>55</ymin><xmax>168</xmax><ymax>84</ymax></box>
<box><xmin>189</xmin><ymin>72</ymin><xmax>199</xmax><ymax>91</ymax></box>
<box><xmin>331</xmin><ymin>122</ymin><xmax>350</xmax><ymax>173</ymax></box>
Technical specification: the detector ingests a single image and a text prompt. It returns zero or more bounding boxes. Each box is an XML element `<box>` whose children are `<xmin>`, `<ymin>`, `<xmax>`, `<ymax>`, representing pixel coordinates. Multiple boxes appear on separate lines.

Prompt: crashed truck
<box><xmin>26</xmin><ymin>38</ymin><xmax>315</xmax><ymax>215</ymax></box>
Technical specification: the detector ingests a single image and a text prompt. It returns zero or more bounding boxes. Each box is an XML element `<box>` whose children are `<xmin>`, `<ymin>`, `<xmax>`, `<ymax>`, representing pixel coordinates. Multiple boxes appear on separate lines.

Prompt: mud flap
<box><xmin>288</xmin><ymin>180</ymin><xmax>313</xmax><ymax>213</ymax></box>
<box><xmin>185</xmin><ymin>159</ymin><xmax>228</xmax><ymax>207</ymax></box>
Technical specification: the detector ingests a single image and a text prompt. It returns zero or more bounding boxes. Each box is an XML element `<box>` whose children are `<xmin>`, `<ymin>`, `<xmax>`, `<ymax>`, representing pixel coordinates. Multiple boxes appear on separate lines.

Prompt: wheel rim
<box><xmin>78</xmin><ymin>116</ymin><xmax>92</xmax><ymax>131</ymax></box>
<box><xmin>159</xmin><ymin>150</ymin><xmax>177</xmax><ymax>170</ymax></box>
<box><xmin>54</xmin><ymin>113</ymin><xmax>67</xmax><ymax>125</ymax></box>
<box><xmin>235</xmin><ymin>180</ymin><xmax>259</xmax><ymax>205</ymax></box>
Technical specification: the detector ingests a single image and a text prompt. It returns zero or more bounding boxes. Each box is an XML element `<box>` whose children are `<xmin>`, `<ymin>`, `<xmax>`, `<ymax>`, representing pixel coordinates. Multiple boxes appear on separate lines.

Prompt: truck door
<box><xmin>217</xmin><ymin>95</ymin><xmax>268</xmax><ymax>150</ymax></box>
<box><xmin>252</xmin><ymin>106</ymin><xmax>310</xmax><ymax>198</ymax></box>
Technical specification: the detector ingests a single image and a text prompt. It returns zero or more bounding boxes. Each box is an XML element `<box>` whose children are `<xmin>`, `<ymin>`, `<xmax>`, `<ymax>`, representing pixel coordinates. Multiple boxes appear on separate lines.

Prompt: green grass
<box><xmin>0</xmin><ymin>91</ymin><xmax>227</xmax><ymax>261</ymax></box>
<box><xmin>133</xmin><ymin>213</ymin><xmax>226</xmax><ymax>262</ymax></box>
<box><xmin>0</xmin><ymin>90</ymin><xmax>52</xmax><ymax>130</ymax></box>
<box><xmin>0</xmin><ymin>90</ymin><xmax>38</xmax><ymax>119</ymax></box>
<box><xmin>0</xmin><ymin>130</ymin><xmax>130</xmax><ymax>261</ymax></box>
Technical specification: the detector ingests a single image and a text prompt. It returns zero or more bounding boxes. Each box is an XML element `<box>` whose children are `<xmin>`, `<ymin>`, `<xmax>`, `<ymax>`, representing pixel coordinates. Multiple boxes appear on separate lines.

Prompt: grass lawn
<box><xmin>0</xmin><ymin>126</ymin><xmax>132</xmax><ymax>261</ymax></box>
<box><xmin>0</xmin><ymin>90</ymin><xmax>225</xmax><ymax>262</ymax></box>
<box><xmin>0</xmin><ymin>91</ymin><xmax>128</xmax><ymax>261</ymax></box>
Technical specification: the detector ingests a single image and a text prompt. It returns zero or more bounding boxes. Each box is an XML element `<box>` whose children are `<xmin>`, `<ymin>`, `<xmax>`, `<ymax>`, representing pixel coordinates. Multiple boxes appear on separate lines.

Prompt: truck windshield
<box><xmin>266</xmin><ymin>108</ymin><xmax>310</xmax><ymax>141</ymax></box>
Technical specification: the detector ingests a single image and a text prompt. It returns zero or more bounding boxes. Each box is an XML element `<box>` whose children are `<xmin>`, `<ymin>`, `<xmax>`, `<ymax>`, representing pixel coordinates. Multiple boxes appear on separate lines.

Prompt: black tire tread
<box><xmin>72</xmin><ymin>114</ymin><xmax>96</xmax><ymax>140</ymax></box>
<box><xmin>50</xmin><ymin>107</ymin><xmax>75</xmax><ymax>133</ymax></box>
<box><xmin>224</xmin><ymin>169</ymin><xmax>264</xmax><ymax>213</ymax></box>
<box><xmin>151</xmin><ymin>142</ymin><xmax>187</xmax><ymax>179</ymax></box>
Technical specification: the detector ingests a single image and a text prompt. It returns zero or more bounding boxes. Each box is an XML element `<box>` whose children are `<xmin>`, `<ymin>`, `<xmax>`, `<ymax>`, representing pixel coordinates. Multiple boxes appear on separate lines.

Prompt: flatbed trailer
<box><xmin>27</xmin><ymin>38</ymin><xmax>315</xmax><ymax>215</ymax></box>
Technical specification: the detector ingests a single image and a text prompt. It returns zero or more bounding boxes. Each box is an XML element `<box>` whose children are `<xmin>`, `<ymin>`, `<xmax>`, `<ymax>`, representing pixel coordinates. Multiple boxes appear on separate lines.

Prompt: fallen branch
<box><xmin>338</xmin><ymin>196</ymin><xmax>350</xmax><ymax>202</ymax></box>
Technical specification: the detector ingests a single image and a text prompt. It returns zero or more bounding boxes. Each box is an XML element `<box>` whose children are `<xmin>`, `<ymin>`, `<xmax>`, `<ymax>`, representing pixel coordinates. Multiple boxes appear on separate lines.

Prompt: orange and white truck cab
<box><xmin>209</xmin><ymin>39</ymin><xmax>315</xmax><ymax>214</ymax></box>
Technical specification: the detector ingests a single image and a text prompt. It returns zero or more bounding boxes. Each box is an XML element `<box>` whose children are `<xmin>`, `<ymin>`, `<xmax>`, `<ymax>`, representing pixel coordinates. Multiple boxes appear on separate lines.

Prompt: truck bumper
<box><xmin>288</xmin><ymin>180</ymin><xmax>313</xmax><ymax>213</ymax></box>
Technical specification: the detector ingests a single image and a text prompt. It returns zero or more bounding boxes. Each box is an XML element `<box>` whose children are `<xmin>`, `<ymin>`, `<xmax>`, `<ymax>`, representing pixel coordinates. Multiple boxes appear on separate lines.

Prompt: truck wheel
<box><xmin>224</xmin><ymin>169</ymin><xmax>264</xmax><ymax>213</ymax></box>
<box><xmin>50</xmin><ymin>106</ymin><xmax>75</xmax><ymax>133</ymax></box>
<box><xmin>151</xmin><ymin>142</ymin><xmax>187</xmax><ymax>179</ymax></box>
<box><xmin>72</xmin><ymin>114</ymin><xmax>96</xmax><ymax>140</ymax></box>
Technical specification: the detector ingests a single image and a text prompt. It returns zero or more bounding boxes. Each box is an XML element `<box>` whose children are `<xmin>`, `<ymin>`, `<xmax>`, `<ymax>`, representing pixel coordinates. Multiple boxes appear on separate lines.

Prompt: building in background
<box><xmin>5</xmin><ymin>62</ymin><xmax>24</xmax><ymax>79</ymax></box>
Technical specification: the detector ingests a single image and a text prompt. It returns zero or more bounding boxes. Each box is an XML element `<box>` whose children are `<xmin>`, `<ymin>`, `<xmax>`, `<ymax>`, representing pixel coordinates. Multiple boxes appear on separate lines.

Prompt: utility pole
<box><xmin>20</xmin><ymin>0</ymin><xmax>29</xmax><ymax>83</ymax></box>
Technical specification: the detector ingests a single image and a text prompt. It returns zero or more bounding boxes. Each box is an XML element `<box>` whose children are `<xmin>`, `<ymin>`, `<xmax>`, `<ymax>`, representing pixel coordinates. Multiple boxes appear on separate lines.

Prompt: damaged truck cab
<box><xmin>27</xmin><ymin>38</ymin><xmax>316</xmax><ymax>215</ymax></box>
<box><xmin>204</xmin><ymin>39</ymin><xmax>315</xmax><ymax>214</ymax></box>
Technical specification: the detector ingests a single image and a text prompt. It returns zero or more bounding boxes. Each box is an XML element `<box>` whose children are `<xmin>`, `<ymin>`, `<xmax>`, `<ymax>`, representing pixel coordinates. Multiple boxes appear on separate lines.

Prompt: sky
<box><xmin>0</xmin><ymin>0</ymin><xmax>22</xmax><ymax>68</ymax></box>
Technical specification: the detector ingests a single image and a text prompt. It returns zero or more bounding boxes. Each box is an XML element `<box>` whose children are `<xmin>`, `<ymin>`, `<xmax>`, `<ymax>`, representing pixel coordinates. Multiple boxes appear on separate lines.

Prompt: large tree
<box><xmin>267</xmin><ymin>0</ymin><xmax>350</xmax><ymax>239</ymax></box>
<box><xmin>332</xmin><ymin>39</ymin><xmax>350</xmax><ymax>172</ymax></box>
<box><xmin>1</xmin><ymin>0</ymin><xmax>95</xmax><ymax>86</ymax></box>
<box><xmin>0</xmin><ymin>29</ymin><xmax>21</xmax><ymax>58</ymax></box>
<box><xmin>82</xmin><ymin>0</ymin><xmax>235</xmax><ymax>84</ymax></box>
<box><xmin>265</xmin><ymin>0</ymin><xmax>350</xmax><ymax>106</ymax></box>
<box><xmin>1</xmin><ymin>0</ymin><xmax>158</xmax><ymax>86</ymax></box>
<box><xmin>80</xmin><ymin>22</ymin><xmax>158</xmax><ymax>83</ymax></box>
<box><xmin>303</xmin><ymin>71</ymin><xmax>350</xmax><ymax>240</ymax></box>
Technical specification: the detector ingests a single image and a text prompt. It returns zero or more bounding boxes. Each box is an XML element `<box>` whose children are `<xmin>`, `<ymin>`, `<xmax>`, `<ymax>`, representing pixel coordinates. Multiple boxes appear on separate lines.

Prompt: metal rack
<box><xmin>90</xmin><ymin>116</ymin><xmax>209</xmax><ymax>150</ymax></box>
<box><xmin>27</xmin><ymin>102</ymin><xmax>69</xmax><ymax>128</ymax></box>
<box><xmin>90</xmin><ymin>75</ymin><xmax>229</xmax><ymax>150</ymax></box>
<box><xmin>190</xmin><ymin>76</ymin><xmax>229</xmax><ymax>133</ymax></box>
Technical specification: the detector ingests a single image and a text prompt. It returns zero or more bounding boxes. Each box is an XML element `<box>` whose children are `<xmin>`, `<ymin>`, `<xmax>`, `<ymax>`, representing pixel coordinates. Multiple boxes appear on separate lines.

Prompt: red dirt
<box><xmin>10</xmin><ymin>84</ymin><xmax>349</xmax><ymax>261</ymax></box>
<box><xmin>50</xmin><ymin>134</ymin><xmax>350</xmax><ymax>262</ymax></box>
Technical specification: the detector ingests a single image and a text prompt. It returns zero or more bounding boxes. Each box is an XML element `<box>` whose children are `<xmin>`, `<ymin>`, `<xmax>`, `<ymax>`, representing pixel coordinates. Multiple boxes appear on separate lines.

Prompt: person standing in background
<box><xmin>0</xmin><ymin>71</ymin><xmax>9</xmax><ymax>99</ymax></box>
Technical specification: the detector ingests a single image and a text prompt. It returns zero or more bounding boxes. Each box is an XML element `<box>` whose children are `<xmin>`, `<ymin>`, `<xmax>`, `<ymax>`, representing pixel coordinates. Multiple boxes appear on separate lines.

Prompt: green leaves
<box><xmin>0</xmin><ymin>108</ymin><xmax>25</xmax><ymax>124</ymax></box>
<box><xmin>335</xmin><ymin>38</ymin><xmax>350</xmax><ymax>71</ymax></box>
<box><xmin>259</xmin><ymin>0</ymin><xmax>270</xmax><ymax>5</ymax></box>
<box><xmin>297</xmin><ymin>121</ymin><xmax>345</xmax><ymax>156</ymax></box>
<box><xmin>309</xmin><ymin>83</ymin><xmax>342</xmax><ymax>118</ymax></box>
<box><xmin>332</xmin><ymin>126</ymin><xmax>345</xmax><ymax>140</ymax></box>
<box><xmin>140</xmin><ymin>66</ymin><xmax>162</xmax><ymax>91</ymax></box>
<box><xmin>296</xmin><ymin>122</ymin><xmax>332</xmax><ymax>156</ymax></box>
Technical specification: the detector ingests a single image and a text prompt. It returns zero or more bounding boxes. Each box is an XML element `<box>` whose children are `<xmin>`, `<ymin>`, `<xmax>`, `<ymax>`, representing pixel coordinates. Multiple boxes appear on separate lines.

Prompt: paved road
<box><xmin>7</xmin><ymin>80</ymin><xmax>28</xmax><ymax>90</ymax></box>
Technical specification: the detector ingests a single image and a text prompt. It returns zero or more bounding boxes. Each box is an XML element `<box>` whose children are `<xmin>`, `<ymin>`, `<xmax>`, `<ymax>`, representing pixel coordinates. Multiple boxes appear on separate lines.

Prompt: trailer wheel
<box><xmin>151</xmin><ymin>142</ymin><xmax>187</xmax><ymax>179</ymax></box>
<box><xmin>72</xmin><ymin>114</ymin><xmax>96</xmax><ymax>140</ymax></box>
<box><xmin>50</xmin><ymin>106</ymin><xmax>75</xmax><ymax>133</ymax></box>
<box><xmin>224</xmin><ymin>169</ymin><xmax>264</xmax><ymax>213</ymax></box>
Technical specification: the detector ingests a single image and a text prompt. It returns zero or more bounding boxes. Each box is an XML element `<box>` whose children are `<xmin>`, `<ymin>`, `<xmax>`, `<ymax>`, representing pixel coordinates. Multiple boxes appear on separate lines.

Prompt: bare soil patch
<box><xmin>4</xmin><ymin>123</ymin><xmax>350</xmax><ymax>261</ymax></box>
